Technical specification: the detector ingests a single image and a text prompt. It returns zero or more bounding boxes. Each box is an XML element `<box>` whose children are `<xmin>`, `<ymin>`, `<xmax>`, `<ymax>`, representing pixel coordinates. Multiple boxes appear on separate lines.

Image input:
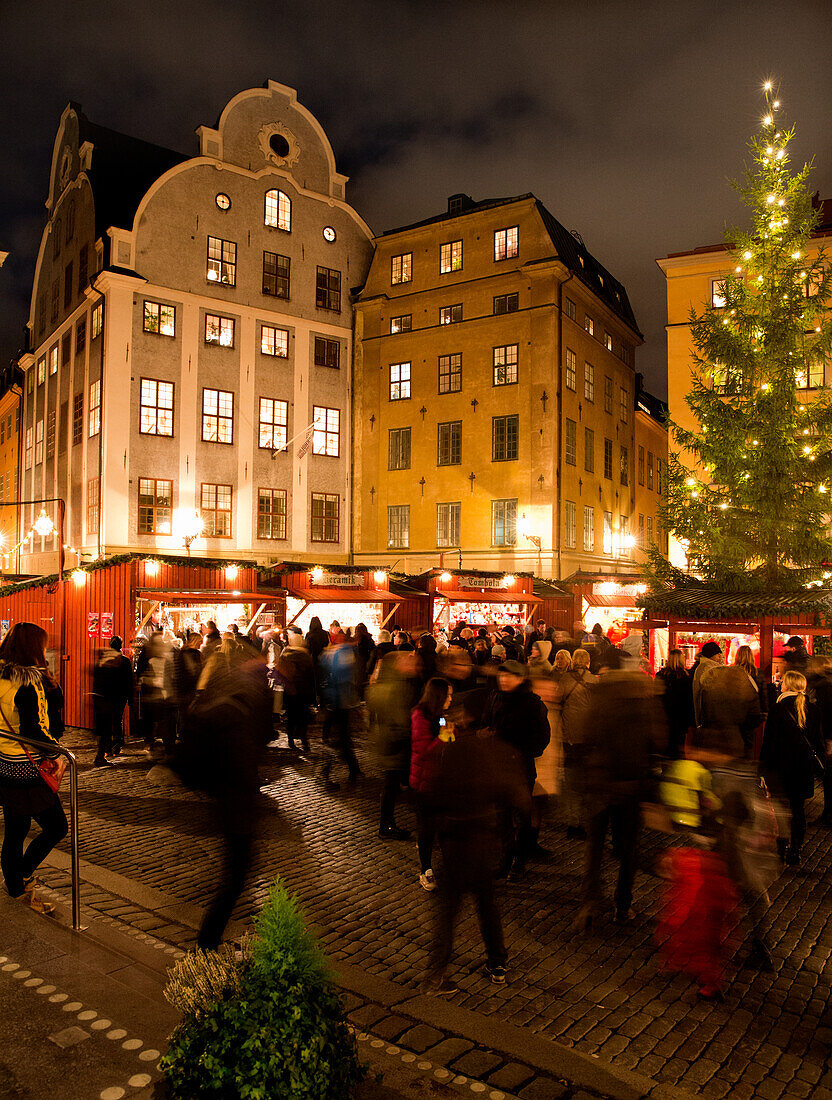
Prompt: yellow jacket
<box><xmin>0</xmin><ymin>664</ymin><xmax>57</xmax><ymax>781</ymax></box>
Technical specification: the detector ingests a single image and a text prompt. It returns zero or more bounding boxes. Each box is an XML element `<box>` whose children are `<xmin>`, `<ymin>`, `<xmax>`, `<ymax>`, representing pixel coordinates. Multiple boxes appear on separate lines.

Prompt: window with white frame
<box><xmin>143</xmin><ymin>301</ymin><xmax>175</xmax><ymax>336</ymax></box>
<box><xmin>565</xmin><ymin>418</ymin><xmax>577</xmax><ymax>466</ymax></box>
<box><xmin>261</xmin><ymin>324</ymin><xmax>289</xmax><ymax>357</ymax></box>
<box><xmin>564</xmin><ymin>500</ymin><xmax>576</xmax><ymax>549</ymax></box>
<box><xmin>584</xmin><ymin>361</ymin><xmax>594</xmax><ymax>402</ymax></box>
<box><xmin>258</xmin><ymin>398</ymin><xmax>288</xmax><ymax>450</ymax></box>
<box><xmin>494</xmin><ymin>226</ymin><xmax>518</xmax><ymax>261</ymax></box>
<box><xmin>24</xmin><ymin>427</ymin><xmax>33</xmax><ymax>468</ymax></box>
<box><xmin>603</xmin><ymin>511</ymin><xmax>613</xmax><ymax>554</ymax></box>
<box><xmin>389</xmin><ymin>362</ymin><xmax>411</xmax><ymax>401</ymax></box>
<box><xmin>140</xmin><ymin>379</ymin><xmax>174</xmax><ymax>436</ymax></box>
<box><xmin>391</xmin><ymin>314</ymin><xmax>412</xmax><ymax>333</ymax></box>
<box><xmin>87</xmin><ymin>477</ymin><xmax>99</xmax><ymax>534</ymax></box>
<box><xmin>50</xmin><ymin>344</ymin><xmax>58</xmax><ymax>375</ymax></box>
<box><xmin>258</xmin><ymin>488</ymin><xmax>288</xmax><ymax>540</ymax></box>
<box><xmin>437</xmin><ymin>502</ymin><xmax>461</xmax><ymax>548</ymax></box>
<box><xmin>35</xmin><ymin>419</ymin><xmax>44</xmax><ymax>463</ymax></box>
<box><xmin>492</xmin><ymin>498</ymin><xmax>517</xmax><ymax>546</ymax></box>
<box><xmin>387</xmin><ymin>504</ymin><xmax>410</xmax><ymax>548</ymax></box>
<box><xmin>207</xmin><ymin>236</ymin><xmax>236</xmax><ymax>285</ymax></box>
<box><xmin>91</xmin><ymin>302</ymin><xmax>103</xmax><ymax>339</ymax></box>
<box><xmin>312</xmin><ymin>406</ymin><xmax>340</xmax><ymax>456</ymax></box>
<box><xmin>205</xmin><ymin>313</ymin><xmax>235</xmax><ymax>347</ymax></box>
<box><xmin>201</xmin><ymin>483</ymin><xmax>232</xmax><ymax>537</ymax></box>
<box><xmin>391</xmin><ymin>253</ymin><xmax>412</xmax><ymax>284</ymax></box>
<box><xmin>138</xmin><ymin>478</ymin><xmax>173</xmax><ymax>535</ymax></box>
<box><xmin>202</xmin><ymin>388</ymin><xmax>234</xmax><ymax>444</ymax></box>
<box><xmin>388</xmin><ymin>427</ymin><xmax>411</xmax><ymax>471</ymax></box>
<box><xmin>493</xmin><ymin>344</ymin><xmax>518</xmax><ymax>386</ymax></box>
<box><xmin>89</xmin><ymin>380</ymin><xmax>100</xmax><ymax>437</ymax></box>
<box><xmin>584</xmin><ymin>505</ymin><xmax>594</xmax><ymax>551</ymax></box>
<box><xmin>439</xmin><ymin>353</ymin><xmax>462</xmax><ymax>393</ymax></box>
<box><xmin>311</xmin><ymin>493</ymin><xmax>339</xmax><ymax>542</ymax></box>
<box><xmin>565</xmin><ymin>348</ymin><xmax>576</xmax><ymax>390</ymax></box>
<box><xmin>264</xmin><ymin>189</ymin><xmax>291</xmax><ymax>231</ymax></box>
<box><xmin>440</xmin><ymin>240</ymin><xmax>463</xmax><ymax>273</ymax></box>
<box><xmin>564</xmin><ymin>297</ymin><xmax>576</xmax><ymax>321</ymax></box>
<box><xmin>440</xmin><ymin>304</ymin><xmax>462</xmax><ymax>324</ymax></box>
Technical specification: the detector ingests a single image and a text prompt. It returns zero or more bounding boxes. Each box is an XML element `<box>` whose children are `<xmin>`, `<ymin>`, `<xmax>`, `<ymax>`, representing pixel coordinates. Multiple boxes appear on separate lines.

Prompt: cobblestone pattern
<box><xmin>47</xmin><ymin>724</ymin><xmax>832</xmax><ymax>1100</ymax></box>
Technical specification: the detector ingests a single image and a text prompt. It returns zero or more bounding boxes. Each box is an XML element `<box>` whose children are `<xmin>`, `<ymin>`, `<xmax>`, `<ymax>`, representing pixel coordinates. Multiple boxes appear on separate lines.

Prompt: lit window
<box><xmin>262</xmin><ymin>252</ymin><xmax>290</xmax><ymax>298</ymax></box>
<box><xmin>258</xmin><ymin>488</ymin><xmax>288</xmax><ymax>540</ymax></box>
<box><xmin>207</xmin><ymin>236</ymin><xmax>236</xmax><ymax>285</ymax></box>
<box><xmin>565</xmin><ymin>419</ymin><xmax>576</xmax><ymax>466</ymax></box>
<box><xmin>710</xmin><ymin>278</ymin><xmax>727</xmax><ymax>308</ymax></box>
<box><xmin>493</xmin><ymin>344</ymin><xmax>518</xmax><ymax>386</ymax></box>
<box><xmin>494</xmin><ymin>226</ymin><xmax>519</xmax><ymax>261</ymax></box>
<box><xmin>389</xmin><ymin>362</ymin><xmax>411</xmax><ymax>401</ymax></box>
<box><xmin>584</xmin><ymin>362</ymin><xmax>594</xmax><ymax>402</ymax></box>
<box><xmin>205</xmin><ymin>313</ymin><xmax>234</xmax><ymax>347</ymax></box>
<box><xmin>89</xmin><ymin>380</ymin><xmax>100</xmax><ymax>437</ymax></box>
<box><xmin>438</xmin><ymin>353</ymin><xmax>462</xmax><ymax>393</ymax></box>
<box><xmin>140</xmin><ymin>379</ymin><xmax>174</xmax><ymax>436</ymax></box>
<box><xmin>388</xmin><ymin>427</ymin><xmax>411</xmax><ymax>471</ymax></box>
<box><xmin>564</xmin><ymin>298</ymin><xmax>576</xmax><ymax>321</ymax></box>
<box><xmin>312</xmin><ymin>406</ymin><xmax>340</xmax><ymax>456</ymax></box>
<box><xmin>492</xmin><ymin>415</ymin><xmax>519</xmax><ymax>462</ymax></box>
<box><xmin>264</xmin><ymin>189</ymin><xmax>291</xmax><ymax>231</ymax></box>
<box><xmin>584</xmin><ymin>427</ymin><xmax>594</xmax><ymax>473</ymax></box>
<box><xmin>202</xmin><ymin>388</ymin><xmax>234</xmax><ymax>444</ymax></box>
<box><xmin>584</xmin><ymin>506</ymin><xmax>594</xmax><ymax>552</ymax></box>
<box><xmin>311</xmin><ymin>493</ymin><xmax>340</xmax><ymax>542</ymax></box>
<box><xmin>201</xmin><ymin>483</ymin><xmax>232</xmax><ymax>537</ymax></box>
<box><xmin>143</xmin><ymin>301</ymin><xmax>175</xmax><ymax>337</ymax></box>
<box><xmin>314</xmin><ymin>336</ymin><xmax>339</xmax><ymax>369</ymax></box>
<box><xmin>605</xmin><ymin>331</ymin><xmax>614</xmax><ymax>352</ymax></box>
<box><xmin>24</xmin><ymin>427</ymin><xmax>33</xmax><ymax>469</ymax></box>
<box><xmin>797</xmin><ymin>361</ymin><xmax>824</xmax><ymax>389</ymax></box>
<box><xmin>49</xmin><ymin>345</ymin><xmax>59</xmax><ymax>375</ymax></box>
<box><xmin>584</xmin><ymin>315</ymin><xmax>594</xmax><ymax>336</ymax></box>
<box><xmin>138</xmin><ymin>478</ymin><xmax>173</xmax><ymax>535</ymax></box>
<box><xmin>493</xmin><ymin>292</ymin><xmax>519</xmax><ymax>315</ymax></box>
<box><xmin>391</xmin><ymin>315</ymin><xmax>412</xmax><ymax>333</ymax></box>
<box><xmin>440</xmin><ymin>240</ymin><xmax>463</xmax><ymax>273</ymax></box>
<box><xmin>620</xmin><ymin>515</ymin><xmax>630</xmax><ymax>556</ymax></box>
<box><xmin>387</xmin><ymin>504</ymin><xmax>410</xmax><ymax>549</ymax></box>
<box><xmin>603</xmin><ymin>511</ymin><xmax>613</xmax><ymax>554</ymax></box>
<box><xmin>437</xmin><ymin>421</ymin><xmax>462</xmax><ymax>466</ymax></box>
<box><xmin>440</xmin><ymin>304</ymin><xmax>462</xmax><ymax>324</ymax></box>
<box><xmin>261</xmin><ymin>325</ymin><xmax>289</xmax><ymax>357</ymax></box>
<box><xmin>391</xmin><ymin>253</ymin><xmax>412</xmax><ymax>285</ymax></box>
<box><xmin>492</xmin><ymin>499</ymin><xmax>517</xmax><ymax>547</ymax></box>
<box><xmin>437</xmin><ymin>502</ymin><xmax>461</xmax><ymax>548</ymax></box>
<box><xmin>87</xmin><ymin>477</ymin><xmax>99</xmax><ymax>535</ymax></box>
<box><xmin>91</xmin><ymin>302</ymin><xmax>103</xmax><ymax>339</ymax></box>
<box><xmin>564</xmin><ymin>500</ymin><xmax>576</xmax><ymax>549</ymax></box>
<box><xmin>565</xmin><ymin>348</ymin><xmax>576</xmax><ymax>391</ymax></box>
<box><xmin>258</xmin><ymin>398</ymin><xmax>288</xmax><ymax>450</ymax></box>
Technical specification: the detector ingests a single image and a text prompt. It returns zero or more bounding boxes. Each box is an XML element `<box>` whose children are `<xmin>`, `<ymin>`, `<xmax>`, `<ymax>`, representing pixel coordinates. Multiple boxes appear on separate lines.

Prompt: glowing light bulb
<box><xmin>778</xmin><ymin>198</ymin><xmax>785</xmax><ymax>206</ymax></box>
<box><xmin>803</xmin><ymin>445</ymin><xmax>811</xmax><ymax>454</ymax></box>
<box><xmin>691</xmin><ymin>491</ymin><xmax>699</xmax><ymax>499</ymax></box>
<box><xmin>761</xmin><ymin>383</ymin><xmax>770</xmax><ymax>391</ymax></box>
<box><xmin>766</xmin><ymin>195</ymin><xmax>775</xmax><ymax>204</ymax></box>
<box><xmin>757</xmin><ymin>275</ymin><xmax>764</xmax><ymax>282</ymax></box>
<box><xmin>311</xmin><ymin>566</ymin><xmax>323</xmax><ymax>581</ymax></box>
<box><xmin>440</xmin><ymin>571</ymin><xmax>452</xmax><ymax>583</ymax></box>
<box><xmin>735</xmin><ymin>266</ymin><xmax>742</xmax><ymax>273</ymax></box>
<box><xmin>764</xmin><ymin>81</ymin><xmax>772</xmax><ymax>91</ymax></box>
<box><xmin>773</xmin><ymin>100</ymin><xmax>780</xmax><ymax>108</ymax></box>
<box><xmin>719</xmin><ymin>503</ymin><xmax>728</xmax><ymax>510</ymax></box>
<box><xmin>686</xmin><ymin>478</ymin><xmax>696</xmax><ymax>487</ymax></box>
<box><xmin>373</xmin><ymin>570</ymin><xmax>387</xmax><ymax>584</ymax></box>
<box><xmin>792</xmin><ymin>252</ymin><xmax>801</xmax><ymax>259</ymax></box>
<box><xmin>743</xmin><ymin>251</ymin><xmax>752</xmax><ymax>260</ymax></box>
<box><xmin>776</xmin><ymin>149</ymin><xmax>784</xmax><ymax>159</ymax></box>
<box><xmin>763</xmin><ymin>115</ymin><xmax>772</xmax><ymax>126</ymax></box>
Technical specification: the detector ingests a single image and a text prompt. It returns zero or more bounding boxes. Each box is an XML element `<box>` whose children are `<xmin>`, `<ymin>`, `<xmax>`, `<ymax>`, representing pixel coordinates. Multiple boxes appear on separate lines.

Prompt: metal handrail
<box><xmin>3</xmin><ymin>733</ymin><xmax>80</xmax><ymax>930</ymax></box>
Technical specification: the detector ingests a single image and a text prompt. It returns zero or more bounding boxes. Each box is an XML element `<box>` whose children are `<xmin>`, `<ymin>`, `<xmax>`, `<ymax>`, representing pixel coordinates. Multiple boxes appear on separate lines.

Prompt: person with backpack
<box><xmin>92</xmin><ymin>636</ymin><xmax>134</xmax><ymax>765</ymax></box>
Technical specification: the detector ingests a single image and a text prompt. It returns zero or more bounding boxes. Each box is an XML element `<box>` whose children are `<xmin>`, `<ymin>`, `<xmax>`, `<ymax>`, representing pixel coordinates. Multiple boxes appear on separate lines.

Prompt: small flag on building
<box><xmin>297</xmin><ymin>424</ymin><xmax>315</xmax><ymax>459</ymax></box>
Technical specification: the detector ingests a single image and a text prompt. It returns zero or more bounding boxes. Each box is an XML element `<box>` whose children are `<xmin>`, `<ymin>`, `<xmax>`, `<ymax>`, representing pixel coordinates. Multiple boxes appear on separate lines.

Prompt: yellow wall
<box><xmin>0</xmin><ymin>387</ymin><xmax>21</xmax><ymax>571</ymax></box>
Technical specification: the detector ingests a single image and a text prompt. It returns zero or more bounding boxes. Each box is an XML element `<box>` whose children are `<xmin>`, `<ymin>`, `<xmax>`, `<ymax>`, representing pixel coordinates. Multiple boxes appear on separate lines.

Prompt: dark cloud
<box><xmin>2</xmin><ymin>0</ymin><xmax>832</xmax><ymax>396</ymax></box>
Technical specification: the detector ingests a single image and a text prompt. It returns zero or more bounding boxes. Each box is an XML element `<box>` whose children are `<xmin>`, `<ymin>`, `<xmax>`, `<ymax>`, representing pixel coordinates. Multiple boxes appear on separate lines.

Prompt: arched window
<box><xmin>265</xmin><ymin>189</ymin><xmax>291</xmax><ymax>232</ymax></box>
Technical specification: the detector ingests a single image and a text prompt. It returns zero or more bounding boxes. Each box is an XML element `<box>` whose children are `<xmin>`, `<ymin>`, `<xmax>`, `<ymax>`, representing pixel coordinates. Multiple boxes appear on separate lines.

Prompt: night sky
<box><xmin>2</xmin><ymin>0</ymin><xmax>831</xmax><ymax>398</ymax></box>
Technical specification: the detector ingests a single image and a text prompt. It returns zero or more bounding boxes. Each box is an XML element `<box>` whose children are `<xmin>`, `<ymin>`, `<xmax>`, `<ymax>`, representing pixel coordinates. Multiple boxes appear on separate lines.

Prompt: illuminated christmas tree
<box><xmin>656</xmin><ymin>81</ymin><xmax>832</xmax><ymax>592</ymax></box>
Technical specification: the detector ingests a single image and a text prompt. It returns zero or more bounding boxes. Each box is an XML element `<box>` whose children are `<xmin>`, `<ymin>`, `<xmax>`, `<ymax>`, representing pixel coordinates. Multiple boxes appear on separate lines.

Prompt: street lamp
<box><xmin>174</xmin><ymin>509</ymin><xmax>204</xmax><ymax>557</ymax></box>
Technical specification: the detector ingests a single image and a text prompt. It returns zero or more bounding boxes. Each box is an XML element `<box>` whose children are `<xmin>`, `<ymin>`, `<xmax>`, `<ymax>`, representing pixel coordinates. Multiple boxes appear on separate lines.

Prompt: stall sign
<box><xmin>310</xmin><ymin>571</ymin><xmax>362</xmax><ymax>588</ymax></box>
<box><xmin>100</xmin><ymin>612</ymin><xmax>114</xmax><ymax>640</ymax></box>
<box><xmin>592</xmin><ymin>582</ymin><xmax>641</xmax><ymax>601</ymax></box>
<box><xmin>459</xmin><ymin>575</ymin><xmax>508</xmax><ymax>590</ymax></box>
<box><xmin>87</xmin><ymin>612</ymin><xmax>99</xmax><ymax>638</ymax></box>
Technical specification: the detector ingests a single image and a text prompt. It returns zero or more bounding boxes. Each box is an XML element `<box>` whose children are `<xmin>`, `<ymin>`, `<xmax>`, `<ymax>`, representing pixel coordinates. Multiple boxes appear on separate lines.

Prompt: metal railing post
<box><xmin>2</xmin><ymin>733</ymin><xmax>80</xmax><ymax>930</ymax></box>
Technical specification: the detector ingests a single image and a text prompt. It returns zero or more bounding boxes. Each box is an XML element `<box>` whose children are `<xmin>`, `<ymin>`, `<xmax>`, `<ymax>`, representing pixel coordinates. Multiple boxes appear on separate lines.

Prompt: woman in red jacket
<box><xmin>410</xmin><ymin>677</ymin><xmax>453</xmax><ymax>890</ymax></box>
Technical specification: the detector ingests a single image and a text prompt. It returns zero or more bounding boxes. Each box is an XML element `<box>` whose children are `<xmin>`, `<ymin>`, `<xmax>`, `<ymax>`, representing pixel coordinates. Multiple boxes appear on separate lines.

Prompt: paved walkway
<box><xmin>36</xmin><ymin>725</ymin><xmax>832</xmax><ymax>1099</ymax></box>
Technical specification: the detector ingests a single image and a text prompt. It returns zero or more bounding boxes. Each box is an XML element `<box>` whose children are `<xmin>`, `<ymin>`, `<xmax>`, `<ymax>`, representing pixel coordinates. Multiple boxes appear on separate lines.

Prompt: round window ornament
<box><xmin>323</xmin><ymin>226</ymin><xmax>336</xmax><ymax>242</ymax></box>
<box><xmin>215</xmin><ymin>193</ymin><xmax>230</xmax><ymax>210</ymax></box>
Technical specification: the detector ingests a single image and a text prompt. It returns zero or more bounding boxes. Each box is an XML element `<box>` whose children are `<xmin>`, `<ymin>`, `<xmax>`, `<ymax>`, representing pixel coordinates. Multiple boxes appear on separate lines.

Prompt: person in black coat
<box><xmin>92</xmin><ymin>636</ymin><xmax>134</xmax><ymax>764</ymax></box>
<box><xmin>304</xmin><ymin>616</ymin><xmax>329</xmax><ymax>704</ymax></box>
<box><xmin>485</xmin><ymin>661</ymin><xmax>550</xmax><ymax>879</ymax></box>
<box><xmin>807</xmin><ymin>656</ymin><xmax>832</xmax><ymax>825</ymax></box>
<box><xmin>760</xmin><ymin>670</ymin><xmax>824</xmax><ymax>864</ymax></box>
<box><xmin>655</xmin><ymin>649</ymin><xmax>693</xmax><ymax>759</ymax></box>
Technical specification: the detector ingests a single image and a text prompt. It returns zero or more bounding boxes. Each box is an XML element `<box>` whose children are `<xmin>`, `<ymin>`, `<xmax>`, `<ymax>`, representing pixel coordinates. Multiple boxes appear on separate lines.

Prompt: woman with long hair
<box><xmin>760</xmin><ymin>670</ymin><xmax>824</xmax><ymax>864</ymax></box>
<box><xmin>410</xmin><ymin>677</ymin><xmax>453</xmax><ymax>890</ymax></box>
<box><xmin>0</xmin><ymin>623</ymin><xmax>67</xmax><ymax>914</ymax></box>
<box><xmin>656</xmin><ymin>649</ymin><xmax>693</xmax><ymax>759</ymax></box>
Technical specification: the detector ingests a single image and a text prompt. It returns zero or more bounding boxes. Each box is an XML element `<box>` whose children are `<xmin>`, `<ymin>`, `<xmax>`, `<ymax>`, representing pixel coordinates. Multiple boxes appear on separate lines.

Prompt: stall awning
<box><xmin>435</xmin><ymin>589</ymin><xmax>542</xmax><ymax>604</ymax></box>
<box><xmin>136</xmin><ymin>588</ymin><xmax>276</xmax><ymax>603</ymax></box>
<box><xmin>284</xmin><ymin>585</ymin><xmax>404</xmax><ymax>603</ymax></box>
<box><xmin>583</xmin><ymin>594</ymin><xmax>642</xmax><ymax>608</ymax></box>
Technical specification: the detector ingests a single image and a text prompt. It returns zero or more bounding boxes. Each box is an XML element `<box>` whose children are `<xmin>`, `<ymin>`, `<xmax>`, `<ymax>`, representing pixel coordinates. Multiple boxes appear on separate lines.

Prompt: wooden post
<box><xmin>759</xmin><ymin>614</ymin><xmax>774</xmax><ymax>679</ymax></box>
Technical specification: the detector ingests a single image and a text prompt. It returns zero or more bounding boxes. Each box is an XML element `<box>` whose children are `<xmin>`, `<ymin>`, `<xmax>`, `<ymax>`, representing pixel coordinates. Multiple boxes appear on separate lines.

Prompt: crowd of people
<box><xmin>0</xmin><ymin>611</ymin><xmax>829</xmax><ymax>1001</ymax></box>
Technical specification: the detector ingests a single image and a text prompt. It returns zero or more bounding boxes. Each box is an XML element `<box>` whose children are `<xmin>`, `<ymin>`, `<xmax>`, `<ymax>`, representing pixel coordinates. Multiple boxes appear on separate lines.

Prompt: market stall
<box><xmin>419</xmin><ymin>568</ymin><xmax>542</xmax><ymax>631</ymax></box>
<box><xmin>563</xmin><ymin>570</ymin><xmax>649</xmax><ymax>645</ymax></box>
<box><xmin>272</xmin><ymin>563</ymin><xmax>411</xmax><ymax>635</ymax></box>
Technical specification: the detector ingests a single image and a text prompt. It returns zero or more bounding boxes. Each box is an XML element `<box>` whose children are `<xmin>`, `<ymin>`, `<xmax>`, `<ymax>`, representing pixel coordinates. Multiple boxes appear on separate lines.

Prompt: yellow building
<box><xmin>353</xmin><ymin>193</ymin><xmax>651</xmax><ymax>580</ymax></box>
<box><xmin>657</xmin><ymin>194</ymin><xmax>832</xmax><ymax>565</ymax></box>
<box><xmin>633</xmin><ymin>384</ymin><xmax>668</xmax><ymax>564</ymax></box>
<box><xmin>0</xmin><ymin>378</ymin><xmax>21</xmax><ymax>573</ymax></box>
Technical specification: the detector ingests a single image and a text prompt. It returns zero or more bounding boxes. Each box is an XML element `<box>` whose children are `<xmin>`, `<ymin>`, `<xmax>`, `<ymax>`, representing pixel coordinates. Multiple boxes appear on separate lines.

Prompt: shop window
<box><xmin>584</xmin><ymin>505</ymin><xmax>594</xmax><ymax>552</ymax></box>
<box><xmin>259</xmin><ymin>398</ymin><xmax>288</xmax><ymax>450</ymax></box>
<box><xmin>584</xmin><ymin>362</ymin><xmax>594</xmax><ymax>402</ymax></box>
<box><xmin>584</xmin><ymin>427</ymin><xmax>594</xmax><ymax>473</ymax></box>
<box><xmin>258</xmin><ymin>488</ymin><xmax>288</xmax><ymax>540</ymax></box>
<box><xmin>437</xmin><ymin>421</ymin><xmax>462</xmax><ymax>466</ymax></box>
<box><xmin>494</xmin><ymin>226</ymin><xmax>518</xmax><ymax>261</ymax></box>
<box><xmin>387</xmin><ymin>504</ymin><xmax>410</xmax><ymax>549</ymax></box>
<box><xmin>138</xmin><ymin>478</ymin><xmax>173</xmax><ymax>535</ymax></box>
<box><xmin>205</xmin><ymin>313</ymin><xmax>235</xmax><ymax>347</ymax></box>
<box><xmin>492</xmin><ymin>415</ymin><xmax>519</xmax><ymax>462</ymax></box>
<box><xmin>207</xmin><ymin>235</ymin><xmax>236</xmax><ymax>285</ymax></box>
<box><xmin>388</xmin><ymin>427</ymin><xmax>411</xmax><ymax>471</ymax></box>
<box><xmin>565</xmin><ymin>348</ymin><xmax>576</xmax><ymax>391</ymax></box>
<box><xmin>87</xmin><ymin>477</ymin><xmax>99</xmax><ymax>535</ymax></box>
<box><xmin>603</xmin><ymin>511</ymin><xmax>613</xmax><ymax>554</ymax></box>
<box><xmin>437</xmin><ymin>502</ymin><xmax>461</xmax><ymax>548</ymax></box>
<box><xmin>493</xmin><ymin>344</ymin><xmax>518</xmax><ymax>386</ymax></box>
<box><xmin>316</xmin><ymin>266</ymin><xmax>341</xmax><ymax>312</ymax></box>
<box><xmin>311</xmin><ymin>492</ymin><xmax>340</xmax><ymax>542</ymax></box>
<box><xmin>314</xmin><ymin>336</ymin><xmax>340</xmax><ymax>369</ymax></box>
<box><xmin>202</xmin><ymin>388</ymin><xmax>234</xmax><ymax>444</ymax></box>
<box><xmin>201</xmin><ymin>483</ymin><xmax>232</xmax><ymax>537</ymax></box>
<box><xmin>143</xmin><ymin>301</ymin><xmax>175</xmax><ymax>336</ymax></box>
<box><xmin>89</xmin><ymin>380</ymin><xmax>100</xmax><ymax>437</ymax></box>
<box><xmin>391</xmin><ymin>315</ymin><xmax>412</xmax><ymax>334</ymax></box>
<box><xmin>440</xmin><ymin>240</ymin><xmax>462</xmax><ymax>273</ymax></box>
<box><xmin>312</xmin><ymin>406</ymin><xmax>340</xmax><ymax>456</ymax></box>
<box><xmin>391</xmin><ymin>253</ymin><xmax>412</xmax><ymax>285</ymax></box>
<box><xmin>73</xmin><ymin>393</ymin><xmax>83</xmax><ymax>445</ymax></box>
<box><xmin>492</xmin><ymin>498</ymin><xmax>517</xmax><ymax>547</ymax></box>
<box><xmin>565</xmin><ymin>419</ymin><xmax>577</xmax><ymax>466</ymax></box>
<box><xmin>261</xmin><ymin>325</ymin><xmax>289</xmax><ymax>357</ymax></box>
<box><xmin>620</xmin><ymin>445</ymin><xmax>629</xmax><ymax>486</ymax></box>
<box><xmin>493</xmin><ymin>293</ymin><xmax>518</xmax><ymax>315</ymax></box>
<box><xmin>389</xmin><ymin>362</ymin><xmax>411</xmax><ymax>401</ymax></box>
<box><xmin>438</xmin><ymin>353</ymin><xmax>462</xmax><ymax>393</ymax></box>
<box><xmin>264</xmin><ymin>189</ymin><xmax>291</xmax><ymax>231</ymax></box>
<box><xmin>263</xmin><ymin>252</ymin><xmax>290</xmax><ymax>299</ymax></box>
<box><xmin>440</xmin><ymin>304</ymin><xmax>462</xmax><ymax>325</ymax></box>
<box><xmin>564</xmin><ymin>297</ymin><xmax>576</xmax><ymax>321</ymax></box>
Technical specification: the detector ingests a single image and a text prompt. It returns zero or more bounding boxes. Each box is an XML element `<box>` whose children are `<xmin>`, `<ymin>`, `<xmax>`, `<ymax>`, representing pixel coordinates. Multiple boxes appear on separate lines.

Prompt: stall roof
<box><xmin>137</xmin><ymin>587</ymin><xmax>284</xmax><ymax>603</ymax></box>
<box><xmin>389</xmin><ymin>577</ymin><xmax>429</xmax><ymax>599</ymax></box>
<box><xmin>419</xmin><ymin>566</ymin><xmax>535</xmax><ymax>579</ymax></box>
<box><xmin>640</xmin><ymin>586</ymin><xmax>832</xmax><ymax>621</ymax></box>
<box><xmin>562</xmin><ymin>569</ymin><xmax>645</xmax><ymax>586</ymax></box>
<box><xmin>284</xmin><ymin>583</ymin><xmax>404</xmax><ymax>603</ymax></box>
<box><xmin>532</xmin><ymin>579</ymin><xmax>571</xmax><ymax>598</ymax></box>
<box><xmin>435</xmin><ymin>589</ymin><xmax>542</xmax><ymax>604</ymax></box>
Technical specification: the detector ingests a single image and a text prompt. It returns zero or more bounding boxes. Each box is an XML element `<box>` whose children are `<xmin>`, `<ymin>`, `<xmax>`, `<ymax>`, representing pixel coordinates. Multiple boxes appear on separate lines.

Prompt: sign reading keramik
<box><xmin>311</xmin><ymin>571</ymin><xmax>363</xmax><ymax>588</ymax></box>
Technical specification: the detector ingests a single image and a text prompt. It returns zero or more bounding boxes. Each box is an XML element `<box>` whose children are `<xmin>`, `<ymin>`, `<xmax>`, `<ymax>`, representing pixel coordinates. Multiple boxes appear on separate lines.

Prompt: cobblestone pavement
<box><xmin>43</xmin><ymin>723</ymin><xmax>832</xmax><ymax>1100</ymax></box>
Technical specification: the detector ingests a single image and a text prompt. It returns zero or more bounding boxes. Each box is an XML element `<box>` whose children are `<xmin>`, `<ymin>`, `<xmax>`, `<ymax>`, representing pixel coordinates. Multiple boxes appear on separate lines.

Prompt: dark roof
<box><xmin>532</xmin><ymin>578</ymin><xmax>571</xmax><ymax>599</ymax></box>
<box><xmin>635</xmin><ymin>377</ymin><xmax>667</xmax><ymax>423</ymax></box>
<box><xmin>640</xmin><ymin>587</ymin><xmax>832</xmax><ymax>621</ymax></box>
<box><xmin>75</xmin><ymin>105</ymin><xmax>187</xmax><ymax>239</ymax></box>
<box><xmin>380</xmin><ymin>192</ymin><xmax>641</xmax><ymax>336</ymax></box>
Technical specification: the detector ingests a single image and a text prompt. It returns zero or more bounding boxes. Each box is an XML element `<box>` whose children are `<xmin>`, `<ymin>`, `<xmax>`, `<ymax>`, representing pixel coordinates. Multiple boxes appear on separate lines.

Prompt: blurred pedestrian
<box><xmin>559</xmin><ymin>648</ymin><xmax>598</xmax><ymax>839</ymax></box>
<box><xmin>527</xmin><ymin>639</ymin><xmax>552</xmax><ymax>679</ymax></box>
<box><xmin>0</xmin><ymin>623</ymin><xmax>67</xmax><ymax>915</ymax></box>
<box><xmin>807</xmin><ymin>655</ymin><xmax>832</xmax><ymax>826</ymax></box>
<box><xmin>698</xmin><ymin>658</ymin><xmax>762</xmax><ymax>761</ymax></box>
<box><xmin>318</xmin><ymin>636</ymin><xmax>361</xmax><ymax>790</ymax></box>
<box><xmin>92</xmin><ymin>636</ymin><xmax>134</xmax><ymax>765</ymax></box>
<box><xmin>353</xmin><ymin>623</ymin><xmax>375</xmax><ymax>693</ymax></box>
<box><xmin>305</xmin><ymin>616</ymin><xmax>329</xmax><ymax>703</ymax></box>
<box><xmin>656</xmin><ymin>649</ymin><xmax>693</xmax><ymax>759</ymax></box>
<box><xmin>367</xmin><ymin>652</ymin><xmax>419</xmax><ymax>839</ymax></box>
<box><xmin>168</xmin><ymin>632</ymin><xmax>203</xmax><ymax>748</ymax></box>
<box><xmin>692</xmin><ymin>641</ymin><xmax>723</xmax><ymax>726</ymax></box>
<box><xmin>275</xmin><ymin>627</ymin><xmax>314</xmax><ymax>752</ymax></box>
<box><xmin>137</xmin><ymin>632</ymin><xmax>175</xmax><ymax>757</ymax></box>
<box><xmin>410</xmin><ymin>678</ymin><xmax>453</xmax><ymax>890</ymax></box>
